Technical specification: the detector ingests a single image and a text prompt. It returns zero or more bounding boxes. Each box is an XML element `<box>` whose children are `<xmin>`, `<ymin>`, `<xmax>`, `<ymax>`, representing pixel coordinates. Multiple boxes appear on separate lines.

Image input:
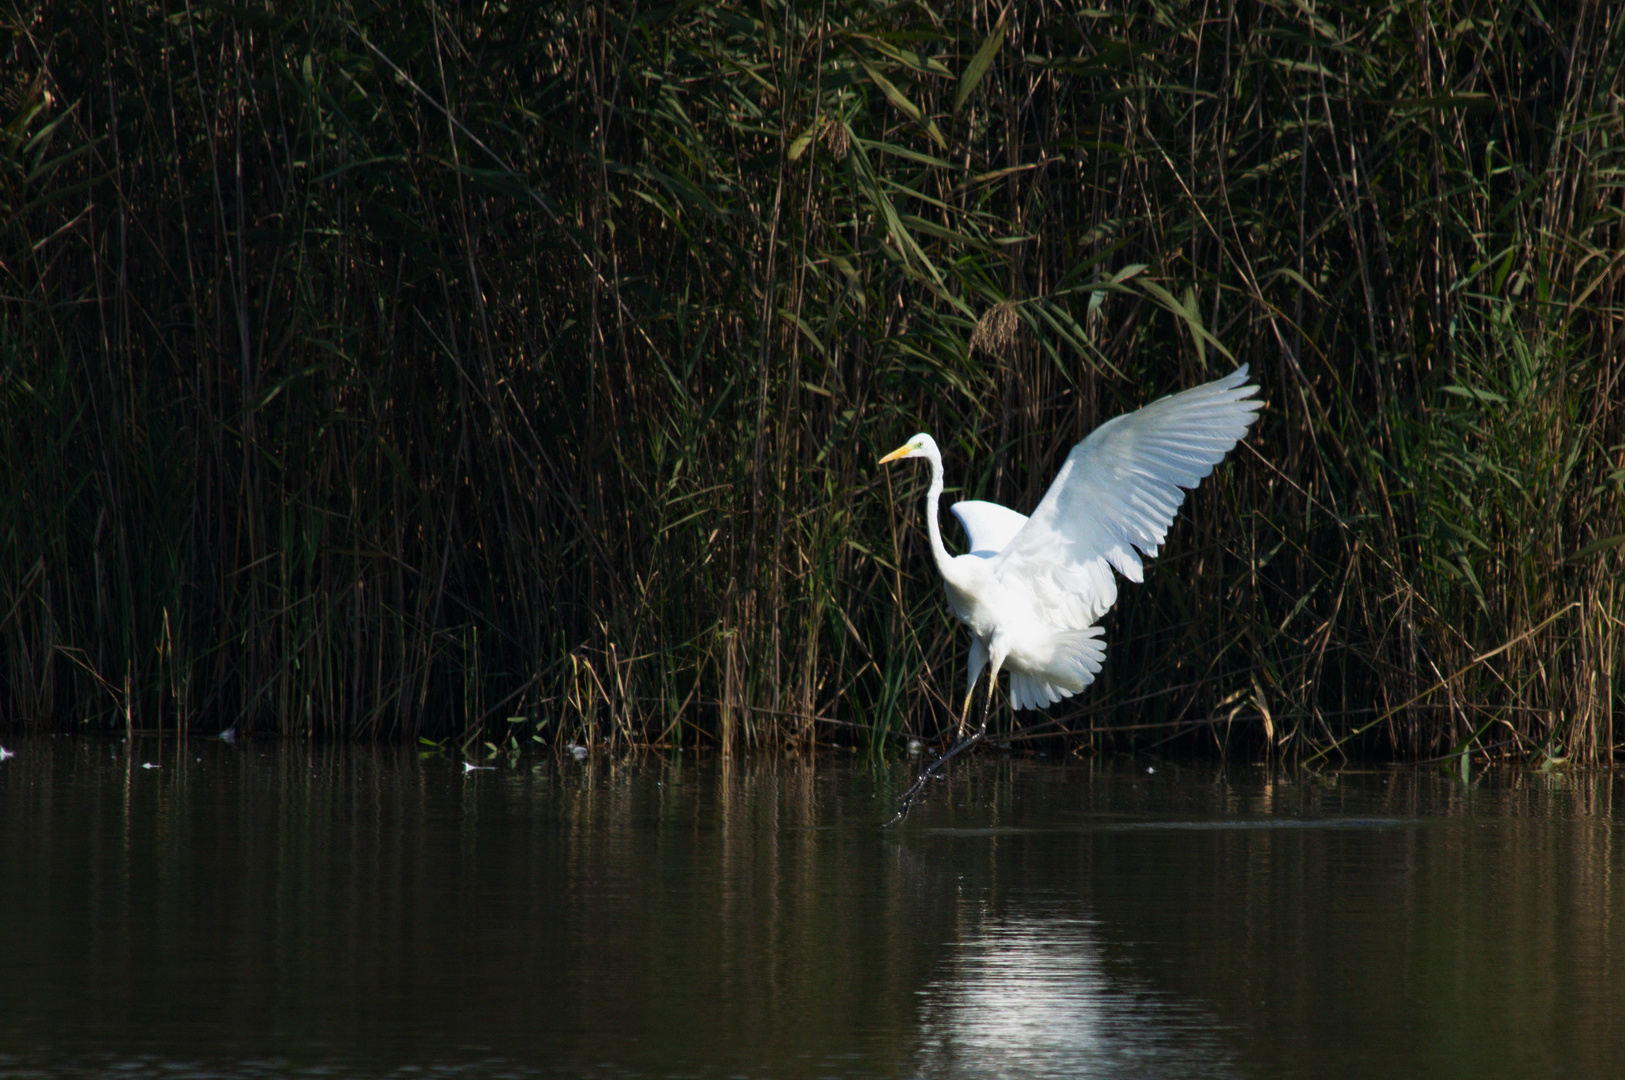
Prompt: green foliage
<box><xmin>1</xmin><ymin>0</ymin><xmax>1620</xmax><ymax>761</ymax></box>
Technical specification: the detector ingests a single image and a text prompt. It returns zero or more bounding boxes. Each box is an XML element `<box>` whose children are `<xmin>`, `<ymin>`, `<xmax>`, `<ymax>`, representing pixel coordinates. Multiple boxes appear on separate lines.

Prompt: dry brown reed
<box><xmin>1</xmin><ymin>1</ymin><xmax>1620</xmax><ymax>763</ymax></box>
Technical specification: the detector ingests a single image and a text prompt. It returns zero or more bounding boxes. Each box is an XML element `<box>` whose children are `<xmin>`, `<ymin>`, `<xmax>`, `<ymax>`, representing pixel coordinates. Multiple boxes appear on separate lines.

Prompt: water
<box><xmin>1</xmin><ymin>739</ymin><xmax>1620</xmax><ymax>1079</ymax></box>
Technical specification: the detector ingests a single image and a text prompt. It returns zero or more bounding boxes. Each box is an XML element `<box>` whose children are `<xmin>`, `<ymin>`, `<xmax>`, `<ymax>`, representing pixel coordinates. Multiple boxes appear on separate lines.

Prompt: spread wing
<box><xmin>990</xmin><ymin>365</ymin><xmax>1261</xmax><ymax>629</ymax></box>
<box><xmin>949</xmin><ymin>499</ymin><xmax>1030</xmax><ymax>558</ymax></box>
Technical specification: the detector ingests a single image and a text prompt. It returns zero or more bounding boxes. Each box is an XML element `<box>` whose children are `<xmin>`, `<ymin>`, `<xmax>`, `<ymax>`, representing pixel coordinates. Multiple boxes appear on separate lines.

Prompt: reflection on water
<box><xmin>916</xmin><ymin>914</ymin><xmax>1238</xmax><ymax>1079</ymax></box>
<box><xmin>0</xmin><ymin>740</ymin><xmax>1621</xmax><ymax>1079</ymax></box>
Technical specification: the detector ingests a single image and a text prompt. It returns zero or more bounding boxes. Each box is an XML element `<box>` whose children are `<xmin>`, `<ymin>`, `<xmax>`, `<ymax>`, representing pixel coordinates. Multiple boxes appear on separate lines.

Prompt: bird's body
<box><xmin>880</xmin><ymin>365</ymin><xmax>1261</xmax><ymax>728</ymax></box>
<box><xmin>934</xmin><ymin>550</ymin><xmax>1104</xmax><ymax>710</ymax></box>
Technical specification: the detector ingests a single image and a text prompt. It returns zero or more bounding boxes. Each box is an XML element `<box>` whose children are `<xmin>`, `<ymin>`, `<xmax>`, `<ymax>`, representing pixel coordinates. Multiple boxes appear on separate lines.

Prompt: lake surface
<box><xmin>1</xmin><ymin>738</ymin><xmax>1620</xmax><ymax>1079</ymax></box>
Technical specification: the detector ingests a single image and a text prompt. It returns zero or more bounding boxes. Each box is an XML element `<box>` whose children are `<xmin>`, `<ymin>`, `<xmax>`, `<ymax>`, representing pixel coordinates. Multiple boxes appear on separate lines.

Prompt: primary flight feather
<box><xmin>879</xmin><ymin>365</ymin><xmax>1261</xmax><ymax>729</ymax></box>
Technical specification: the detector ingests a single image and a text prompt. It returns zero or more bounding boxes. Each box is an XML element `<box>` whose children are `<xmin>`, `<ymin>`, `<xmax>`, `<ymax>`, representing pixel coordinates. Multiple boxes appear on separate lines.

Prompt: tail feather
<box><xmin>1008</xmin><ymin>627</ymin><xmax>1106</xmax><ymax>711</ymax></box>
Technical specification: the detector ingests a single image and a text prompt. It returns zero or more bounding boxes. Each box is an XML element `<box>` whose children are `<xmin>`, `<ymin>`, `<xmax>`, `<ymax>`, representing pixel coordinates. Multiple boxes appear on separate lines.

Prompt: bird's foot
<box><xmin>883</xmin><ymin>729</ymin><xmax>985</xmax><ymax>826</ymax></box>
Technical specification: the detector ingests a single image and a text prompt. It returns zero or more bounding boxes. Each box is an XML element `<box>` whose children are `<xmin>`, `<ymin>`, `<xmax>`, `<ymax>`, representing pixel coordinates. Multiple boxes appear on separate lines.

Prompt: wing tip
<box><xmin>1216</xmin><ymin>363</ymin><xmax>1258</xmax><ymax>396</ymax></box>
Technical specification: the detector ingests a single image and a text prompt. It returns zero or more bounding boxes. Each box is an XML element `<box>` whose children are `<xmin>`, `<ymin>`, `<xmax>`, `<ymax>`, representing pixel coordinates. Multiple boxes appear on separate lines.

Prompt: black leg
<box><xmin>885</xmin><ymin>676</ymin><xmax>998</xmax><ymax>826</ymax></box>
<box><xmin>884</xmin><ymin>728</ymin><xmax>983</xmax><ymax>826</ymax></box>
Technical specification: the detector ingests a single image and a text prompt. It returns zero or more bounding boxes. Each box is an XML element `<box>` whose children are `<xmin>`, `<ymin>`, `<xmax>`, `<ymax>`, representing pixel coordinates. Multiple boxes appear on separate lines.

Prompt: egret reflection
<box><xmin>914</xmin><ymin>913</ymin><xmax>1239</xmax><ymax>1079</ymax></box>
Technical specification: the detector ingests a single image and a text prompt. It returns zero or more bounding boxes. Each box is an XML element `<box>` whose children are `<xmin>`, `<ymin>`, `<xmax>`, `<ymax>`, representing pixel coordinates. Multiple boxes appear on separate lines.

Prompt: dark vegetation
<box><xmin>2</xmin><ymin>1</ymin><xmax>1621</xmax><ymax>762</ymax></box>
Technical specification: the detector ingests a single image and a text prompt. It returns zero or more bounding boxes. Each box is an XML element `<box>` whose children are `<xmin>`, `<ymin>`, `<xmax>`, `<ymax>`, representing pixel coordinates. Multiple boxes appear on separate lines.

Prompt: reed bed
<box><xmin>2</xmin><ymin>0</ymin><xmax>1621</xmax><ymax>762</ymax></box>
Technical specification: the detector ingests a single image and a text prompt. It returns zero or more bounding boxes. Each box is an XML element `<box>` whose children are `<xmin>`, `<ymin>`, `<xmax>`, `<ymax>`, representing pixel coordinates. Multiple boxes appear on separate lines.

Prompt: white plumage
<box><xmin>948</xmin><ymin>500</ymin><xmax>1029</xmax><ymax>558</ymax></box>
<box><xmin>879</xmin><ymin>364</ymin><xmax>1261</xmax><ymax>723</ymax></box>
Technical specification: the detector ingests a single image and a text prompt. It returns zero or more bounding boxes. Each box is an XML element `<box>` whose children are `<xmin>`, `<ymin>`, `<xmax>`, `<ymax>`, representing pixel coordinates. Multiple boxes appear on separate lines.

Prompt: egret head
<box><xmin>878</xmin><ymin>432</ymin><xmax>937</xmax><ymax>465</ymax></box>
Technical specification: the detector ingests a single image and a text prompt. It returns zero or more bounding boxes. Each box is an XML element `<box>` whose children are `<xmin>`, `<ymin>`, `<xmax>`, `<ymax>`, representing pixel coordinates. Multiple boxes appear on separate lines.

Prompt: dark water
<box><xmin>1</xmin><ymin>739</ymin><xmax>1621</xmax><ymax>1079</ymax></box>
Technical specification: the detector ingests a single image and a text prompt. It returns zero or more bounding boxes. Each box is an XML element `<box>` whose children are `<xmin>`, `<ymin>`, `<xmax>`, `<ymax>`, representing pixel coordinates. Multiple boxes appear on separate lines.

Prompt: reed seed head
<box><xmin>970</xmin><ymin>301</ymin><xmax>1020</xmax><ymax>356</ymax></box>
<box><xmin>821</xmin><ymin>115</ymin><xmax>850</xmax><ymax>160</ymax></box>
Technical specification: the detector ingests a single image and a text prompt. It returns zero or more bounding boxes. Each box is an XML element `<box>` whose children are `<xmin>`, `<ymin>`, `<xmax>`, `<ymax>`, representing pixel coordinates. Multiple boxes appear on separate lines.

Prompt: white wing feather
<box><xmin>950</xmin><ymin>499</ymin><xmax>1030</xmax><ymax>558</ymax></box>
<box><xmin>991</xmin><ymin>365</ymin><xmax>1261</xmax><ymax>630</ymax></box>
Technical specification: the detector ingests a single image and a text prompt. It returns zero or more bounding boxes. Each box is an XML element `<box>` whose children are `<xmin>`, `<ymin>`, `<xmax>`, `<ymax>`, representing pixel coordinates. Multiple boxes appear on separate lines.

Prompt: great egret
<box><xmin>879</xmin><ymin>364</ymin><xmax>1261</xmax><ymax>740</ymax></box>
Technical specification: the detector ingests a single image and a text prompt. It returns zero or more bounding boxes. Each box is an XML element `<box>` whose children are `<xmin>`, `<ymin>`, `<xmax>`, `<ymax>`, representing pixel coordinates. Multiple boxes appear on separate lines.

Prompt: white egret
<box><xmin>879</xmin><ymin>364</ymin><xmax>1261</xmax><ymax>739</ymax></box>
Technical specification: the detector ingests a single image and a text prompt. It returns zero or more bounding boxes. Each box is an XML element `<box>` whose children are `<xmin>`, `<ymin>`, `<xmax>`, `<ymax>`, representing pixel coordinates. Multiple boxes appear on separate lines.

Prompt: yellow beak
<box><xmin>878</xmin><ymin>443</ymin><xmax>914</xmax><ymax>465</ymax></box>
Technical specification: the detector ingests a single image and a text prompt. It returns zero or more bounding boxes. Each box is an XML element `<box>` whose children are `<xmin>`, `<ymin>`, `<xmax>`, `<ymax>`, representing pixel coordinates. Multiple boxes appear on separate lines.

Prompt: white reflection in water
<box><xmin>914</xmin><ymin>914</ymin><xmax>1239</xmax><ymax>1080</ymax></box>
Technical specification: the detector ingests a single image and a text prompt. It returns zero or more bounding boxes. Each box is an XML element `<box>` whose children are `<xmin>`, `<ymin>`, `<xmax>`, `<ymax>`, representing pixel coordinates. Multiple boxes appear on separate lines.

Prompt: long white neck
<box><xmin>922</xmin><ymin>444</ymin><xmax>953</xmax><ymax>576</ymax></box>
